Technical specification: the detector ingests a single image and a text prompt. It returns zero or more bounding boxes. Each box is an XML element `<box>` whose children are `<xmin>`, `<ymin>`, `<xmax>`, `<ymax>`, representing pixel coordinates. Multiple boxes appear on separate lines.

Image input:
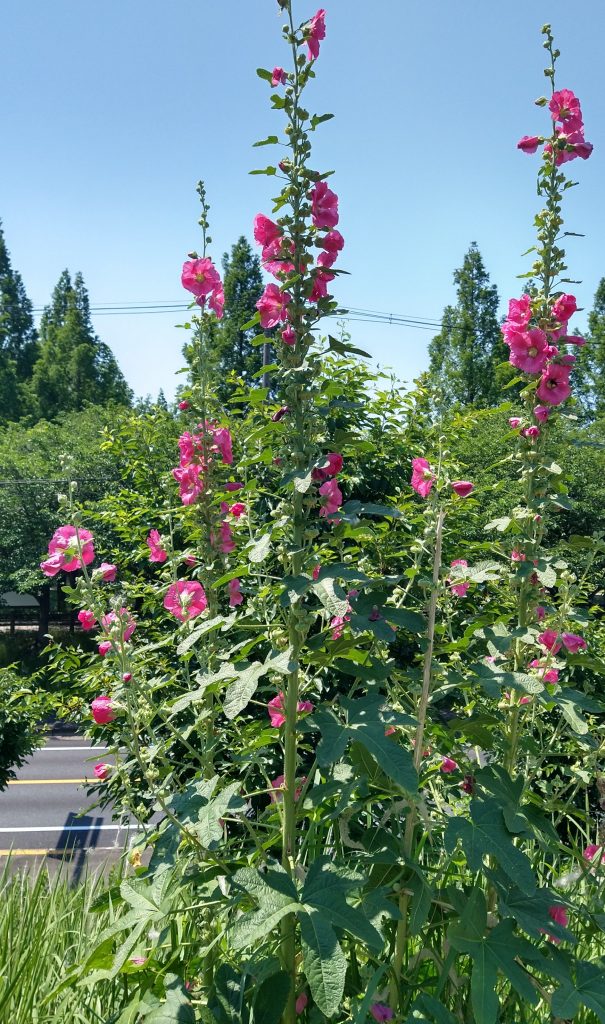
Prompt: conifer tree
<box><xmin>214</xmin><ymin>236</ymin><xmax>263</xmax><ymax>399</ymax></box>
<box><xmin>0</xmin><ymin>221</ymin><xmax>38</xmax><ymax>421</ymax></box>
<box><xmin>29</xmin><ymin>270</ymin><xmax>132</xmax><ymax>420</ymax></box>
<box><xmin>428</xmin><ymin>243</ymin><xmax>508</xmax><ymax>410</ymax></box>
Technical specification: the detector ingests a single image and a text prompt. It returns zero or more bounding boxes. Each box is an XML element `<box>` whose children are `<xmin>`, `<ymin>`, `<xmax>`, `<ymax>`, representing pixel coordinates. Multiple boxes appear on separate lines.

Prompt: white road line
<box><xmin>0</xmin><ymin>824</ymin><xmax>138</xmax><ymax>833</ymax></box>
<box><xmin>38</xmin><ymin>746</ymin><xmax>108</xmax><ymax>752</ymax></box>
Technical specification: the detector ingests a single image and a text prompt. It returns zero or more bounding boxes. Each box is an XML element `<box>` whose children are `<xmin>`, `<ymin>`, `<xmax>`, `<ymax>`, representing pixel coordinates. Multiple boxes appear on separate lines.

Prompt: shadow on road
<box><xmin>46</xmin><ymin>811</ymin><xmax>104</xmax><ymax>885</ymax></box>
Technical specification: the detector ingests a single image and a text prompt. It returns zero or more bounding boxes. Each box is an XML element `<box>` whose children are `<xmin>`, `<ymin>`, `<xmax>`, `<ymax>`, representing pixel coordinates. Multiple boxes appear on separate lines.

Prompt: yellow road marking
<box><xmin>7</xmin><ymin>778</ymin><xmax>86</xmax><ymax>785</ymax></box>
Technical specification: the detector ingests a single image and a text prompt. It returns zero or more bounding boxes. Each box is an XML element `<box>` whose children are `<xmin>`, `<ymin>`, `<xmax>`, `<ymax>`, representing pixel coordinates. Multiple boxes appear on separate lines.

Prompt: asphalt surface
<box><xmin>0</xmin><ymin>731</ymin><xmax>138</xmax><ymax>878</ymax></box>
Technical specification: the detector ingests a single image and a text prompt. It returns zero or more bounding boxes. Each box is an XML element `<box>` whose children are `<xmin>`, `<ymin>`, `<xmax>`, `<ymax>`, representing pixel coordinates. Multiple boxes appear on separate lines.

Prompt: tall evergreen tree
<box><xmin>0</xmin><ymin>221</ymin><xmax>39</xmax><ymax>421</ymax></box>
<box><xmin>587</xmin><ymin>278</ymin><xmax>605</xmax><ymax>418</ymax></box>
<box><xmin>214</xmin><ymin>236</ymin><xmax>263</xmax><ymax>400</ymax></box>
<box><xmin>428</xmin><ymin>243</ymin><xmax>508</xmax><ymax>410</ymax></box>
<box><xmin>29</xmin><ymin>270</ymin><xmax>132</xmax><ymax>420</ymax></box>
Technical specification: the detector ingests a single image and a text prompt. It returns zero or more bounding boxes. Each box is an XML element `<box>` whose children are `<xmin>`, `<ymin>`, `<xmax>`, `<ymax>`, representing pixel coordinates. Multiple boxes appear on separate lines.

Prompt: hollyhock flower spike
<box><xmin>164</xmin><ymin>580</ymin><xmax>208</xmax><ymax>622</ymax></box>
<box><xmin>451</xmin><ymin>480</ymin><xmax>474</xmax><ymax>498</ymax></box>
<box><xmin>256</xmin><ymin>283</ymin><xmax>291</xmax><ymax>328</ymax></box>
<box><xmin>146</xmin><ymin>529</ymin><xmax>167</xmax><ymax>563</ymax></box>
<box><xmin>318</xmin><ymin>479</ymin><xmax>342</xmax><ymax>517</ymax></box>
<box><xmin>305</xmin><ymin>8</ymin><xmax>326</xmax><ymax>61</ymax></box>
<box><xmin>411</xmin><ymin>457</ymin><xmax>436</xmax><ymax>498</ymax></box>
<box><xmin>91</xmin><ymin>696</ymin><xmax>115</xmax><ymax>724</ymax></box>
<box><xmin>310</xmin><ymin>180</ymin><xmax>339</xmax><ymax>229</ymax></box>
<box><xmin>181</xmin><ymin>258</ymin><xmax>221</xmax><ymax>298</ymax></box>
<box><xmin>78</xmin><ymin>609</ymin><xmax>96</xmax><ymax>631</ymax></box>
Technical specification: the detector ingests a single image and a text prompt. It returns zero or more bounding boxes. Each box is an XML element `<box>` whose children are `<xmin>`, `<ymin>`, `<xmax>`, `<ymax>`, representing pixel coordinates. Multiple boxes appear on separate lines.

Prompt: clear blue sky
<box><xmin>2</xmin><ymin>1</ymin><xmax>604</xmax><ymax>401</ymax></box>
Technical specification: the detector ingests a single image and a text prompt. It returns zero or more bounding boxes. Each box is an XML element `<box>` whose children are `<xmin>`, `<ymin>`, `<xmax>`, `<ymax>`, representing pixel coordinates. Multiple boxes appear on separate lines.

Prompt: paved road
<box><xmin>0</xmin><ymin>732</ymin><xmax>138</xmax><ymax>878</ymax></box>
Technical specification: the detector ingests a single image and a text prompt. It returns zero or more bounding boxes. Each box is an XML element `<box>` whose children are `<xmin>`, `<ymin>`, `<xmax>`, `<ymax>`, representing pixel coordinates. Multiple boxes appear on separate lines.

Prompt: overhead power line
<box><xmin>30</xmin><ymin>300</ymin><xmax>443</xmax><ymax>331</ymax></box>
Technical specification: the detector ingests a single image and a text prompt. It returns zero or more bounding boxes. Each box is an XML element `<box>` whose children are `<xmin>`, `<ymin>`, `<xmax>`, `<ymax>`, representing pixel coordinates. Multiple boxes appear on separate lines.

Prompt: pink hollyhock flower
<box><xmin>98</xmin><ymin>642</ymin><xmax>110</xmax><ymax>660</ymax></box>
<box><xmin>584</xmin><ymin>844</ymin><xmax>603</xmax><ymax>862</ymax></box>
<box><xmin>164</xmin><ymin>580</ymin><xmax>208</xmax><ymax>621</ymax></box>
<box><xmin>41</xmin><ymin>525</ymin><xmax>95</xmax><ymax>576</ymax></box>
<box><xmin>183</xmin><ymin>555</ymin><xmax>197</xmax><ymax>567</ymax></box>
<box><xmin>91</xmin><ymin>696</ymin><xmax>115</xmax><ymax>724</ymax></box>
<box><xmin>271</xmin><ymin>66</ymin><xmax>287</xmax><ymax>86</ymax></box>
<box><xmin>272</xmin><ymin>405</ymin><xmax>289</xmax><ymax>422</ymax></box>
<box><xmin>507</xmin><ymin>295</ymin><xmax>532</xmax><ymax>328</ymax></box>
<box><xmin>261</xmin><ymin>236</ymin><xmax>295</xmax><ymax>278</ymax></box>
<box><xmin>129</xmin><ymin>957</ymin><xmax>147</xmax><ymax>966</ymax></box>
<box><xmin>504</xmin><ymin>692</ymin><xmax>531</xmax><ymax>705</ymax></box>
<box><xmin>270</xmin><ymin>774</ymin><xmax>306</xmax><ymax>802</ymax></box>
<box><xmin>553</xmin><ymin>294</ymin><xmax>577</xmax><ymax>323</ymax></box>
<box><xmin>534</xmin><ymin>405</ymin><xmax>550</xmax><ymax>423</ymax></box>
<box><xmin>538</xmin><ymin>629</ymin><xmax>562</xmax><ymax>654</ymax></box>
<box><xmin>295</xmin><ymin>992</ymin><xmax>308</xmax><ymax>1014</ymax></box>
<box><xmin>564</xmin><ymin>335</ymin><xmax>586</xmax><ymax>346</ymax></box>
<box><xmin>370</xmin><ymin>1004</ymin><xmax>394</xmax><ymax>1022</ymax></box>
<box><xmin>440</xmin><ymin>757</ymin><xmax>458</xmax><ymax>773</ymax></box>
<box><xmin>123</xmin><ymin>672</ymin><xmax>132</xmax><ymax>682</ymax></box>
<box><xmin>181</xmin><ymin>258</ymin><xmax>221</xmax><ymax>298</ymax></box>
<box><xmin>256</xmin><ymin>283</ymin><xmax>291</xmax><ymax>328</ymax></box>
<box><xmin>173</xmin><ymin>463</ymin><xmax>204</xmax><ymax>505</ymax></box>
<box><xmin>228</xmin><ymin>502</ymin><xmax>246</xmax><ymax>519</ymax></box>
<box><xmin>93</xmin><ymin>763</ymin><xmax>111</xmax><ymax>780</ymax></box>
<box><xmin>146</xmin><ymin>529</ymin><xmax>167</xmax><ymax>563</ymax></box>
<box><xmin>101</xmin><ymin>608</ymin><xmax>136</xmax><ymax>642</ymax></box>
<box><xmin>228</xmin><ymin>578</ymin><xmax>244</xmax><ymax>607</ymax></box>
<box><xmin>268</xmin><ymin>692</ymin><xmax>314</xmax><ymax>727</ymax></box>
<box><xmin>330</xmin><ymin>614</ymin><xmax>349</xmax><ymax>640</ymax></box>
<box><xmin>536</xmin><ymin>605</ymin><xmax>546</xmax><ymax>621</ymax></box>
<box><xmin>306</xmin><ymin>8</ymin><xmax>326</xmax><ymax>60</ymax></box>
<box><xmin>449</xmin><ymin>559</ymin><xmax>470</xmax><ymax>598</ymax></box>
<box><xmin>281</xmin><ymin>325</ymin><xmax>296</xmax><ymax>345</ymax></box>
<box><xmin>317</xmin><ymin>250</ymin><xmax>337</xmax><ymax>269</ymax></box>
<box><xmin>536</xmin><ymin>363</ymin><xmax>572</xmax><ymax>406</ymax></box>
<box><xmin>218</xmin><ymin>521</ymin><xmax>236</xmax><ymax>554</ymax></box>
<box><xmin>78</xmin><ymin>609</ymin><xmax>96</xmax><ymax>631</ymax></box>
<box><xmin>511</xmin><ymin>550</ymin><xmax>526</xmax><ymax>562</ymax></box>
<box><xmin>209</xmin><ymin>285</ymin><xmax>224</xmax><ymax>319</ymax></box>
<box><xmin>384</xmin><ymin>725</ymin><xmax>397</xmax><ymax>737</ymax></box>
<box><xmin>312</xmin><ymin>452</ymin><xmax>343</xmax><ymax>481</ymax></box>
<box><xmin>254</xmin><ymin>213</ymin><xmax>281</xmax><ymax>248</ymax></box>
<box><xmin>311</xmin><ymin>180</ymin><xmax>339</xmax><ymax>229</ymax></box>
<box><xmin>461</xmin><ymin>774</ymin><xmax>475</xmax><ymax>795</ymax></box>
<box><xmin>549</xmin><ymin>89</ymin><xmax>583</xmax><ymax>129</ymax></box>
<box><xmin>543</xmin><ymin>903</ymin><xmax>569</xmax><ymax>944</ymax></box>
<box><xmin>508</xmin><ymin>417</ymin><xmax>522</xmax><ymax>428</ymax></box>
<box><xmin>97</xmin><ymin>562</ymin><xmax>117</xmax><ymax>582</ymax></box>
<box><xmin>309</xmin><ymin>268</ymin><xmax>334</xmax><ymax>303</ymax></box>
<box><xmin>211</xmin><ymin>425</ymin><xmax>233</xmax><ymax>465</ymax></box>
<box><xmin>312</xmin><ymin>564</ymin><xmax>321</xmax><ymax>581</ymax></box>
<box><xmin>318</xmin><ymin>479</ymin><xmax>342</xmax><ymax>517</ymax></box>
<box><xmin>523</xmin><ymin>425</ymin><xmax>540</xmax><ymax>440</ymax></box>
<box><xmin>178</xmin><ymin>400</ymin><xmax>190</xmax><ymax>411</ymax></box>
<box><xmin>320</xmin><ymin>229</ymin><xmax>344</xmax><ymax>256</ymax></box>
<box><xmin>451</xmin><ymin>480</ymin><xmax>474</xmax><ymax>498</ymax></box>
<box><xmin>517</xmin><ymin>135</ymin><xmax>541</xmax><ymax>154</ymax></box>
<box><xmin>562</xmin><ymin>632</ymin><xmax>587</xmax><ymax>653</ymax></box>
<box><xmin>411</xmin><ymin>457</ymin><xmax>436</xmax><ymax>498</ymax></box>
<box><xmin>224</xmin><ymin>481</ymin><xmax>243</xmax><ymax>492</ymax></box>
<box><xmin>508</xmin><ymin>328</ymin><xmax>549</xmax><ymax>374</ymax></box>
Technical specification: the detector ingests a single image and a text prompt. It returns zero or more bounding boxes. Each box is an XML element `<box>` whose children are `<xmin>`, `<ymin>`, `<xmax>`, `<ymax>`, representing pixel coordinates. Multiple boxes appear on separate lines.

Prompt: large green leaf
<box><xmin>301</xmin><ymin>858</ymin><xmax>383</xmax><ymax>951</ymax></box>
<box><xmin>552</xmin><ymin>961</ymin><xmax>605</xmax><ymax>1022</ymax></box>
<box><xmin>299</xmin><ymin>909</ymin><xmax>346</xmax><ymax>1017</ymax></box>
<box><xmin>223</xmin><ymin>649</ymin><xmax>296</xmax><ymax>719</ymax></box>
<box><xmin>142</xmin><ymin>975</ymin><xmax>196</xmax><ymax>1023</ymax></box>
<box><xmin>445</xmin><ymin>799</ymin><xmax>536</xmax><ymax>894</ymax></box>
<box><xmin>450</xmin><ymin>918</ymin><xmax>539</xmax><ymax>1009</ymax></box>
<box><xmin>230</xmin><ymin>866</ymin><xmax>299</xmax><ymax>950</ymax></box>
<box><xmin>314</xmin><ymin>695</ymin><xmax>417</xmax><ymax>792</ymax></box>
<box><xmin>253</xmin><ymin>970</ymin><xmax>291</xmax><ymax>1024</ymax></box>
